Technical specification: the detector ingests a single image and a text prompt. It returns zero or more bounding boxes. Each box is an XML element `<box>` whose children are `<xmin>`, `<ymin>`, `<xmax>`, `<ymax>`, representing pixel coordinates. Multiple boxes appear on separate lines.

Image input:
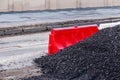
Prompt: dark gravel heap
<box><xmin>23</xmin><ymin>25</ymin><xmax>120</xmax><ymax>80</ymax></box>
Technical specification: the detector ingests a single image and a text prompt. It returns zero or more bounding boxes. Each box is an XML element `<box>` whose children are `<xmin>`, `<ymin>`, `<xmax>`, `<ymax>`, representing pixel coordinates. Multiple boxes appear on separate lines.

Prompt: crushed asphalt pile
<box><xmin>22</xmin><ymin>25</ymin><xmax>120</xmax><ymax>80</ymax></box>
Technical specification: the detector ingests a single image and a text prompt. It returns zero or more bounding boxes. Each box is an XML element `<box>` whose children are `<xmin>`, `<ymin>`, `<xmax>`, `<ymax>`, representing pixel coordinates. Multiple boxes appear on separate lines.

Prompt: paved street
<box><xmin>0</xmin><ymin>7</ymin><xmax>120</xmax><ymax>28</ymax></box>
<box><xmin>0</xmin><ymin>31</ymin><xmax>49</xmax><ymax>70</ymax></box>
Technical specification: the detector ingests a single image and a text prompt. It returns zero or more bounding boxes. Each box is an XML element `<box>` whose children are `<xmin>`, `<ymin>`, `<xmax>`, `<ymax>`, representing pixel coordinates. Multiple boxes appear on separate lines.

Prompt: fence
<box><xmin>0</xmin><ymin>0</ymin><xmax>120</xmax><ymax>12</ymax></box>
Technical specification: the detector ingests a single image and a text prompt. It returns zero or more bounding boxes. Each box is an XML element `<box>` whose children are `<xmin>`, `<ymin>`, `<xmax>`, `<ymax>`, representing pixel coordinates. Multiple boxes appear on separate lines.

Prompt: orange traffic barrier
<box><xmin>48</xmin><ymin>24</ymin><xmax>99</xmax><ymax>54</ymax></box>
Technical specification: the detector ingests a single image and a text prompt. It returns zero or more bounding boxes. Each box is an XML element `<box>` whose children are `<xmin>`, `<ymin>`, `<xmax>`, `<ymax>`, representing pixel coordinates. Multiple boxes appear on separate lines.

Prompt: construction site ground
<box><xmin>0</xmin><ymin>32</ymin><xmax>49</xmax><ymax>80</ymax></box>
<box><xmin>0</xmin><ymin>7</ymin><xmax>120</xmax><ymax>80</ymax></box>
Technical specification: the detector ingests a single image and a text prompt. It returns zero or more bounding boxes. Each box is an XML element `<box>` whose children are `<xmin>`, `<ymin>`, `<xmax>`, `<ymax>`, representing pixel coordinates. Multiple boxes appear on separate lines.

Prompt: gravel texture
<box><xmin>22</xmin><ymin>25</ymin><xmax>120</xmax><ymax>80</ymax></box>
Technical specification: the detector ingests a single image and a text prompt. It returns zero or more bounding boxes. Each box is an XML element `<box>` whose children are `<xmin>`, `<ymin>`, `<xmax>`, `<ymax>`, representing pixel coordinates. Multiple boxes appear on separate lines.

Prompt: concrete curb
<box><xmin>0</xmin><ymin>17</ymin><xmax>120</xmax><ymax>37</ymax></box>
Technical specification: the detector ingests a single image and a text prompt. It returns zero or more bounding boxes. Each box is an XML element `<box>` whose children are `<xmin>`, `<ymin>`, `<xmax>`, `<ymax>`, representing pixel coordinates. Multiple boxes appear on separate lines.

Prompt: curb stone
<box><xmin>0</xmin><ymin>17</ymin><xmax>120</xmax><ymax>37</ymax></box>
<box><xmin>0</xmin><ymin>30</ymin><xmax>4</xmax><ymax>36</ymax></box>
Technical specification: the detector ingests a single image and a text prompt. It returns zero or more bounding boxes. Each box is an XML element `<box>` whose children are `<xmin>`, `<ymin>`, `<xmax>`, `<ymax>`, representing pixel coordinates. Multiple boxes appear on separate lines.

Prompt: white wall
<box><xmin>0</xmin><ymin>0</ymin><xmax>120</xmax><ymax>12</ymax></box>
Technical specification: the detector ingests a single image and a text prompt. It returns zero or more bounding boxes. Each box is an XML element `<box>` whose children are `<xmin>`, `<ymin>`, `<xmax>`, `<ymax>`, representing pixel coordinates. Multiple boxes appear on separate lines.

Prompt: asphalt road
<box><xmin>0</xmin><ymin>7</ymin><xmax>120</xmax><ymax>28</ymax></box>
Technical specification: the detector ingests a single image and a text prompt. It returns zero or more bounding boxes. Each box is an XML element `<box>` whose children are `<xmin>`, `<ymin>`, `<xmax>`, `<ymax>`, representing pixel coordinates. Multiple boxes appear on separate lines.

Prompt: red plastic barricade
<box><xmin>48</xmin><ymin>24</ymin><xmax>99</xmax><ymax>54</ymax></box>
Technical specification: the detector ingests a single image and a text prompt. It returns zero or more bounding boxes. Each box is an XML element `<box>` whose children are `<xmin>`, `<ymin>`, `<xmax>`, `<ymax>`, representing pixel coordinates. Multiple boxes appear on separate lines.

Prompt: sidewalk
<box><xmin>0</xmin><ymin>7</ymin><xmax>120</xmax><ymax>36</ymax></box>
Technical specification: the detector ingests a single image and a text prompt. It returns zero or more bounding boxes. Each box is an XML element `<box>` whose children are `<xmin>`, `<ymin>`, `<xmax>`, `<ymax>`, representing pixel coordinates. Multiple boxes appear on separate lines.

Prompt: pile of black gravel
<box><xmin>23</xmin><ymin>25</ymin><xmax>120</xmax><ymax>80</ymax></box>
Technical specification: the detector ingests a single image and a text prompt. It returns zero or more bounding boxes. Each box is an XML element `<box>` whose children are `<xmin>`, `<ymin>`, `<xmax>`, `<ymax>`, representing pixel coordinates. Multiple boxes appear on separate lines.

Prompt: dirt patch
<box><xmin>0</xmin><ymin>65</ymin><xmax>42</xmax><ymax>80</ymax></box>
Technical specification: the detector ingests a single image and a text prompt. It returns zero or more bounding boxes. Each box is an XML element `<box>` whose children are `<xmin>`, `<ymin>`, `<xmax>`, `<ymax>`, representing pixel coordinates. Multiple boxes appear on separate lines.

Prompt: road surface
<box><xmin>0</xmin><ymin>7</ymin><xmax>120</xmax><ymax>28</ymax></box>
<box><xmin>0</xmin><ymin>31</ymin><xmax>49</xmax><ymax>70</ymax></box>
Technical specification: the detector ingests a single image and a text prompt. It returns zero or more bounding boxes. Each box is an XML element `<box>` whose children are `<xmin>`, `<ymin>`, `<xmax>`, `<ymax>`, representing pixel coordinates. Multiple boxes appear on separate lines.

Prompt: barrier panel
<box><xmin>99</xmin><ymin>22</ymin><xmax>120</xmax><ymax>30</ymax></box>
<box><xmin>48</xmin><ymin>24</ymin><xmax>99</xmax><ymax>54</ymax></box>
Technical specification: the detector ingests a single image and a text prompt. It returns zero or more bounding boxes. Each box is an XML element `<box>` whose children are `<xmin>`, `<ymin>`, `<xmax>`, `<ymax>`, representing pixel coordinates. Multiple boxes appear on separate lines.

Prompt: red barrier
<box><xmin>48</xmin><ymin>24</ymin><xmax>99</xmax><ymax>54</ymax></box>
